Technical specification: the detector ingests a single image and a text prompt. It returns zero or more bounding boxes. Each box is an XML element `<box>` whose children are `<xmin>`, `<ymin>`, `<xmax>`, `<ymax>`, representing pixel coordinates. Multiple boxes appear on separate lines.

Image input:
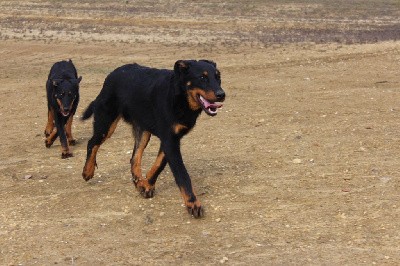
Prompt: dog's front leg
<box><xmin>162</xmin><ymin>137</ymin><xmax>204</xmax><ymax>218</ymax></box>
<box><xmin>65</xmin><ymin>115</ymin><xmax>76</xmax><ymax>146</ymax></box>
<box><xmin>44</xmin><ymin>107</ymin><xmax>55</xmax><ymax>137</ymax></box>
<box><xmin>55</xmin><ymin>117</ymin><xmax>72</xmax><ymax>159</ymax></box>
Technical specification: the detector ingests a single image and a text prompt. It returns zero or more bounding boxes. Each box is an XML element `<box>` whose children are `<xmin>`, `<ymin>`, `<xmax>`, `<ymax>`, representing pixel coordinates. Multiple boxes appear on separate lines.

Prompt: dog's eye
<box><xmin>200</xmin><ymin>75</ymin><xmax>208</xmax><ymax>82</ymax></box>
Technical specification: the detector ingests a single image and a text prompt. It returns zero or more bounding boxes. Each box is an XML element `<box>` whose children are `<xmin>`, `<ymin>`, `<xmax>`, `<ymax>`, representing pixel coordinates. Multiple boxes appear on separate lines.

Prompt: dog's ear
<box><xmin>52</xmin><ymin>79</ymin><xmax>62</xmax><ymax>87</ymax></box>
<box><xmin>200</xmin><ymin>60</ymin><xmax>217</xmax><ymax>68</ymax></box>
<box><xmin>174</xmin><ymin>60</ymin><xmax>191</xmax><ymax>95</ymax></box>
<box><xmin>70</xmin><ymin>76</ymin><xmax>82</xmax><ymax>86</ymax></box>
<box><xmin>174</xmin><ymin>60</ymin><xmax>191</xmax><ymax>76</ymax></box>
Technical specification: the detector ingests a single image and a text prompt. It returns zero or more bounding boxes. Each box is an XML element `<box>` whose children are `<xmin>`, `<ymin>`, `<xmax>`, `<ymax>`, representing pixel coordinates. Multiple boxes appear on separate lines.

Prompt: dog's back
<box><xmin>82</xmin><ymin>64</ymin><xmax>172</xmax><ymax>132</ymax></box>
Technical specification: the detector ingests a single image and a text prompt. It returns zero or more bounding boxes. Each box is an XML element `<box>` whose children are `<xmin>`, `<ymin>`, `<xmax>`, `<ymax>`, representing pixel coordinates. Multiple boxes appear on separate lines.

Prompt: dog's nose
<box><xmin>215</xmin><ymin>90</ymin><xmax>225</xmax><ymax>101</ymax></box>
<box><xmin>63</xmin><ymin>107</ymin><xmax>70</xmax><ymax>112</ymax></box>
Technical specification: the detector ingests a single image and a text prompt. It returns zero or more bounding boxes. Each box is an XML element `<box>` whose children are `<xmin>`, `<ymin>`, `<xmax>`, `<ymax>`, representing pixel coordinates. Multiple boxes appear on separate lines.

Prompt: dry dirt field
<box><xmin>1</xmin><ymin>0</ymin><xmax>400</xmax><ymax>265</ymax></box>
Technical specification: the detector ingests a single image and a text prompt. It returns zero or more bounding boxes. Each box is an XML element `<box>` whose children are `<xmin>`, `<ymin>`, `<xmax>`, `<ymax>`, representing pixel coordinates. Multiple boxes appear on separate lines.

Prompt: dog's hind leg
<box><xmin>65</xmin><ymin>115</ymin><xmax>76</xmax><ymax>146</ymax></box>
<box><xmin>82</xmin><ymin>113</ymin><xmax>121</xmax><ymax>181</ymax></box>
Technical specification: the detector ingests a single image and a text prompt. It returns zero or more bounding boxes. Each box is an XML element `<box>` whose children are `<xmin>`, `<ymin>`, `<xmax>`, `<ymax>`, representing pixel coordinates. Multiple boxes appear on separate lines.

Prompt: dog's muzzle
<box><xmin>198</xmin><ymin>95</ymin><xmax>223</xmax><ymax>116</ymax></box>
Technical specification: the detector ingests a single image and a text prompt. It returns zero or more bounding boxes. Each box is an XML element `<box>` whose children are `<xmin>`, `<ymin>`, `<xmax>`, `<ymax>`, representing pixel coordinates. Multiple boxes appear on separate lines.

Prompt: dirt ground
<box><xmin>1</xmin><ymin>1</ymin><xmax>400</xmax><ymax>265</ymax></box>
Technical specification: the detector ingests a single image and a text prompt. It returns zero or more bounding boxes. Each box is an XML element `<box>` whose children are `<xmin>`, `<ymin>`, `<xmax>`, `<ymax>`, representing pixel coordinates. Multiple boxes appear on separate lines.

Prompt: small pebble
<box><xmin>219</xmin><ymin>257</ymin><xmax>228</xmax><ymax>264</ymax></box>
<box><xmin>292</xmin><ymin>158</ymin><xmax>302</xmax><ymax>164</ymax></box>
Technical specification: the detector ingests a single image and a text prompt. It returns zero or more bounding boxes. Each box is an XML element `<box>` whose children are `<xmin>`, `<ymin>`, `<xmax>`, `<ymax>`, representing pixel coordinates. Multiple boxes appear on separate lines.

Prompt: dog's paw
<box><xmin>135</xmin><ymin>179</ymin><xmax>155</xmax><ymax>198</ymax></box>
<box><xmin>68</xmin><ymin>139</ymin><xmax>77</xmax><ymax>146</ymax></box>
<box><xmin>82</xmin><ymin>172</ymin><xmax>93</xmax><ymax>181</ymax></box>
<box><xmin>186</xmin><ymin>201</ymin><xmax>204</xmax><ymax>218</ymax></box>
<box><xmin>138</xmin><ymin>186</ymin><xmax>155</xmax><ymax>198</ymax></box>
<box><xmin>82</xmin><ymin>161</ymin><xmax>97</xmax><ymax>181</ymax></box>
<box><xmin>45</xmin><ymin>140</ymin><xmax>53</xmax><ymax>148</ymax></box>
<box><xmin>61</xmin><ymin>152</ymin><xmax>73</xmax><ymax>159</ymax></box>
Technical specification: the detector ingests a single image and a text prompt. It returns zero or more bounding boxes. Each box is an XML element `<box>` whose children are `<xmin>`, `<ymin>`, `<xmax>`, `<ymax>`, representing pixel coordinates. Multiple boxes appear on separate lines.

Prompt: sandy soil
<box><xmin>1</xmin><ymin>1</ymin><xmax>400</xmax><ymax>265</ymax></box>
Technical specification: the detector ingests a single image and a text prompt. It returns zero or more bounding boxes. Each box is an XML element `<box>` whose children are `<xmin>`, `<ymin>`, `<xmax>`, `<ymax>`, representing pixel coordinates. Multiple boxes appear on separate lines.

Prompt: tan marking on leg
<box><xmin>44</xmin><ymin>108</ymin><xmax>55</xmax><ymax>137</ymax></box>
<box><xmin>131</xmin><ymin>131</ymin><xmax>151</xmax><ymax>180</ymax></box>
<box><xmin>179</xmin><ymin>186</ymin><xmax>203</xmax><ymax>218</ymax></box>
<box><xmin>65</xmin><ymin>115</ymin><xmax>76</xmax><ymax>145</ymax></box>
<box><xmin>135</xmin><ymin>149</ymin><xmax>165</xmax><ymax>198</ymax></box>
<box><xmin>45</xmin><ymin>127</ymin><xmax>57</xmax><ymax>148</ymax></box>
<box><xmin>61</xmin><ymin>141</ymin><xmax>72</xmax><ymax>159</ymax></box>
<box><xmin>146</xmin><ymin>150</ymin><xmax>165</xmax><ymax>181</ymax></box>
<box><xmin>82</xmin><ymin>115</ymin><xmax>121</xmax><ymax>180</ymax></box>
<box><xmin>82</xmin><ymin>145</ymin><xmax>99</xmax><ymax>180</ymax></box>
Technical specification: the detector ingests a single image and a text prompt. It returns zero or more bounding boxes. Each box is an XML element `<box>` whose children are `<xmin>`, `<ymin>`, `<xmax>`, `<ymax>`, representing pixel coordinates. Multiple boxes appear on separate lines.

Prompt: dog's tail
<box><xmin>81</xmin><ymin>101</ymin><xmax>95</xmax><ymax>120</ymax></box>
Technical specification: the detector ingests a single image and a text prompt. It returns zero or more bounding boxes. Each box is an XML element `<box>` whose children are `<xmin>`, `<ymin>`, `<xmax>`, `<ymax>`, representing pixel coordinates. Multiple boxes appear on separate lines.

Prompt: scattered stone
<box><xmin>220</xmin><ymin>257</ymin><xmax>228</xmax><ymax>264</ymax></box>
<box><xmin>145</xmin><ymin>215</ymin><xmax>153</xmax><ymax>225</ymax></box>
<box><xmin>215</xmin><ymin>218</ymin><xmax>221</xmax><ymax>223</ymax></box>
<box><xmin>202</xmin><ymin>231</ymin><xmax>210</xmax><ymax>236</ymax></box>
<box><xmin>292</xmin><ymin>158</ymin><xmax>302</xmax><ymax>164</ymax></box>
<box><xmin>23</xmin><ymin>174</ymin><xmax>32</xmax><ymax>180</ymax></box>
<box><xmin>159</xmin><ymin>212</ymin><xmax>165</xmax><ymax>217</ymax></box>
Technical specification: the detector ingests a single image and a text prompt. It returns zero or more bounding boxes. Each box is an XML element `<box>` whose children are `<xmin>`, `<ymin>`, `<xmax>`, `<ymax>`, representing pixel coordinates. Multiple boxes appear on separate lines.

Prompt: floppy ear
<box><xmin>174</xmin><ymin>60</ymin><xmax>190</xmax><ymax>76</ymax></box>
<box><xmin>200</xmin><ymin>60</ymin><xmax>217</xmax><ymax>68</ymax></box>
<box><xmin>174</xmin><ymin>60</ymin><xmax>191</xmax><ymax>95</ymax></box>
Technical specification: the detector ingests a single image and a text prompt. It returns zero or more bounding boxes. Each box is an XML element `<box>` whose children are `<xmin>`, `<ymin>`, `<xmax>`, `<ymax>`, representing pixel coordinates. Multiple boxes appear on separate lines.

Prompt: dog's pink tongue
<box><xmin>201</xmin><ymin>96</ymin><xmax>223</xmax><ymax>109</ymax></box>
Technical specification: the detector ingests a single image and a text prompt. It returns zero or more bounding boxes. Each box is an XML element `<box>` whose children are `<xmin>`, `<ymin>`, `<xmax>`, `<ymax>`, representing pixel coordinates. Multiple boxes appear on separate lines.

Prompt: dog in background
<box><xmin>81</xmin><ymin>60</ymin><xmax>225</xmax><ymax>218</ymax></box>
<box><xmin>44</xmin><ymin>59</ymin><xmax>81</xmax><ymax>158</ymax></box>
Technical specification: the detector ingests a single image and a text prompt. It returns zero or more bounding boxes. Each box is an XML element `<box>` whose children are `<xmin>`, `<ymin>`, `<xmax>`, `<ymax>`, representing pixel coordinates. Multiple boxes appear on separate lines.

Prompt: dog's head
<box><xmin>52</xmin><ymin>76</ymin><xmax>82</xmax><ymax>117</ymax></box>
<box><xmin>175</xmin><ymin>60</ymin><xmax>225</xmax><ymax>116</ymax></box>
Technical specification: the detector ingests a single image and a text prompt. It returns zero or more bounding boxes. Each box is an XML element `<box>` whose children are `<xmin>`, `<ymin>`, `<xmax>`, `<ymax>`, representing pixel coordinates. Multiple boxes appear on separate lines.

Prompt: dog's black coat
<box><xmin>82</xmin><ymin>60</ymin><xmax>225</xmax><ymax>218</ymax></box>
<box><xmin>44</xmin><ymin>59</ymin><xmax>81</xmax><ymax>158</ymax></box>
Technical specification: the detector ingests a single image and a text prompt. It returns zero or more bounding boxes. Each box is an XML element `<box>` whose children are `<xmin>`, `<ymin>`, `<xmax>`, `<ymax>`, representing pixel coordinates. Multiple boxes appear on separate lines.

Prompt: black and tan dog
<box><xmin>44</xmin><ymin>60</ymin><xmax>81</xmax><ymax>158</ymax></box>
<box><xmin>81</xmin><ymin>60</ymin><xmax>225</xmax><ymax>218</ymax></box>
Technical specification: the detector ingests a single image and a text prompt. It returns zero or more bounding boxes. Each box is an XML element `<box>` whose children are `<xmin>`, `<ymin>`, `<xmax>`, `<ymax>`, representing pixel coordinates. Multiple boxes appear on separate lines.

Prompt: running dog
<box><xmin>44</xmin><ymin>60</ymin><xmax>81</xmax><ymax>158</ymax></box>
<box><xmin>81</xmin><ymin>60</ymin><xmax>225</xmax><ymax>218</ymax></box>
